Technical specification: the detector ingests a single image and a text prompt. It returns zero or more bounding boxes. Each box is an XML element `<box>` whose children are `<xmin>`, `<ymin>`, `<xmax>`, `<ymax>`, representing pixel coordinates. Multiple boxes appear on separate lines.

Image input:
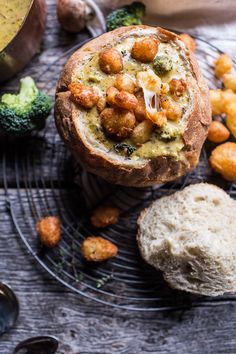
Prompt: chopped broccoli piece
<box><xmin>153</xmin><ymin>56</ymin><xmax>173</xmax><ymax>76</ymax></box>
<box><xmin>158</xmin><ymin>123</ymin><xmax>180</xmax><ymax>141</ymax></box>
<box><xmin>0</xmin><ymin>76</ymin><xmax>52</xmax><ymax>136</ymax></box>
<box><xmin>106</xmin><ymin>2</ymin><xmax>146</xmax><ymax>31</ymax></box>
<box><xmin>114</xmin><ymin>143</ymin><xmax>136</xmax><ymax>157</ymax></box>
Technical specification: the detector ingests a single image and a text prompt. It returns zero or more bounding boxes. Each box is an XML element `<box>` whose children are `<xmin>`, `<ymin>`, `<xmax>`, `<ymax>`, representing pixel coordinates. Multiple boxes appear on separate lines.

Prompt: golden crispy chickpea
<box><xmin>96</xmin><ymin>96</ymin><xmax>106</xmax><ymax>113</ymax></box>
<box><xmin>179</xmin><ymin>33</ymin><xmax>196</xmax><ymax>52</ymax></box>
<box><xmin>161</xmin><ymin>98</ymin><xmax>183</xmax><ymax>121</ymax></box>
<box><xmin>226</xmin><ymin>101</ymin><xmax>236</xmax><ymax>138</ymax></box>
<box><xmin>223</xmin><ymin>72</ymin><xmax>236</xmax><ymax>92</ymax></box>
<box><xmin>114</xmin><ymin>91</ymin><xmax>138</xmax><ymax>110</ymax></box>
<box><xmin>68</xmin><ymin>82</ymin><xmax>99</xmax><ymax>109</ymax></box>
<box><xmin>100</xmin><ymin>107</ymin><xmax>136</xmax><ymax>141</ymax></box>
<box><xmin>221</xmin><ymin>89</ymin><xmax>236</xmax><ymax>108</ymax></box>
<box><xmin>209</xmin><ymin>89</ymin><xmax>224</xmax><ymax>115</ymax></box>
<box><xmin>169</xmin><ymin>78</ymin><xmax>187</xmax><ymax>98</ymax></box>
<box><xmin>91</xmin><ymin>204</ymin><xmax>120</xmax><ymax>228</ymax></box>
<box><xmin>131</xmin><ymin>120</ymin><xmax>154</xmax><ymax>145</ymax></box>
<box><xmin>106</xmin><ymin>87</ymin><xmax>119</xmax><ymax>106</ymax></box>
<box><xmin>81</xmin><ymin>236</ymin><xmax>118</xmax><ymax>262</ymax></box>
<box><xmin>99</xmin><ymin>48</ymin><xmax>123</xmax><ymax>74</ymax></box>
<box><xmin>131</xmin><ymin>37</ymin><xmax>159</xmax><ymax>63</ymax></box>
<box><xmin>215</xmin><ymin>53</ymin><xmax>233</xmax><ymax>78</ymax></box>
<box><xmin>36</xmin><ymin>216</ymin><xmax>61</xmax><ymax>248</ymax></box>
<box><xmin>134</xmin><ymin>90</ymin><xmax>147</xmax><ymax>121</ymax></box>
<box><xmin>114</xmin><ymin>73</ymin><xmax>136</xmax><ymax>93</ymax></box>
<box><xmin>207</xmin><ymin>121</ymin><xmax>230</xmax><ymax>143</ymax></box>
<box><xmin>209</xmin><ymin>142</ymin><xmax>236</xmax><ymax>181</ymax></box>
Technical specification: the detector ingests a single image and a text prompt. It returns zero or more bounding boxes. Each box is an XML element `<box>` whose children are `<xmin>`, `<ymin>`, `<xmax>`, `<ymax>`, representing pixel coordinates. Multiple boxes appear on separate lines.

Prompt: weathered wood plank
<box><xmin>1</xmin><ymin>189</ymin><xmax>236</xmax><ymax>354</ymax></box>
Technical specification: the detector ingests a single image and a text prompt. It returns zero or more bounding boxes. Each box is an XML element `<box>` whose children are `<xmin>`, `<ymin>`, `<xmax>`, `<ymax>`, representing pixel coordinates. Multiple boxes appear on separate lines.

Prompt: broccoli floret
<box><xmin>106</xmin><ymin>2</ymin><xmax>146</xmax><ymax>31</ymax></box>
<box><xmin>158</xmin><ymin>123</ymin><xmax>180</xmax><ymax>141</ymax></box>
<box><xmin>153</xmin><ymin>56</ymin><xmax>173</xmax><ymax>76</ymax></box>
<box><xmin>0</xmin><ymin>76</ymin><xmax>52</xmax><ymax>136</ymax></box>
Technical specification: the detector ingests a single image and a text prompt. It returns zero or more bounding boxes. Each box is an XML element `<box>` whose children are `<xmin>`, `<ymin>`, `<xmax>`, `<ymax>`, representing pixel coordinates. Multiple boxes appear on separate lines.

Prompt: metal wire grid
<box><xmin>2</xmin><ymin>33</ymin><xmax>236</xmax><ymax>311</ymax></box>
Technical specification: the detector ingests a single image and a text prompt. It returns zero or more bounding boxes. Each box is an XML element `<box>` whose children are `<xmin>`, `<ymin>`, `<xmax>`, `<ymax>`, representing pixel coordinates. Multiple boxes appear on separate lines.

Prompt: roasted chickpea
<box><xmin>131</xmin><ymin>37</ymin><xmax>159</xmax><ymax>63</ymax></box>
<box><xmin>221</xmin><ymin>89</ymin><xmax>236</xmax><ymax>108</ymax></box>
<box><xmin>100</xmin><ymin>107</ymin><xmax>136</xmax><ymax>140</ymax></box>
<box><xmin>114</xmin><ymin>91</ymin><xmax>138</xmax><ymax>110</ymax></box>
<box><xmin>207</xmin><ymin>121</ymin><xmax>230</xmax><ymax>143</ymax></box>
<box><xmin>134</xmin><ymin>90</ymin><xmax>147</xmax><ymax>121</ymax></box>
<box><xmin>96</xmin><ymin>96</ymin><xmax>106</xmax><ymax>113</ymax></box>
<box><xmin>209</xmin><ymin>89</ymin><xmax>224</xmax><ymax>115</ymax></box>
<box><xmin>91</xmin><ymin>204</ymin><xmax>120</xmax><ymax>228</ymax></box>
<box><xmin>106</xmin><ymin>86</ymin><xmax>119</xmax><ymax>106</ymax></box>
<box><xmin>68</xmin><ymin>82</ymin><xmax>99</xmax><ymax>109</ymax></box>
<box><xmin>214</xmin><ymin>54</ymin><xmax>233</xmax><ymax>78</ymax></box>
<box><xmin>161</xmin><ymin>98</ymin><xmax>182</xmax><ymax>121</ymax></box>
<box><xmin>226</xmin><ymin>101</ymin><xmax>236</xmax><ymax>138</ymax></box>
<box><xmin>179</xmin><ymin>33</ymin><xmax>196</xmax><ymax>52</ymax></box>
<box><xmin>36</xmin><ymin>216</ymin><xmax>61</xmax><ymax>248</ymax></box>
<box><xmin>223</xmin><ymin>72</ymin><xmax>236</xmax><ymax>92</ymax></box>
<box><xmin>81</xmin><ymin>236</ymin><xmax>118</xmax><ymax>262</ymax></box>
<box><xmin>99</xmin><ymin>48</ymin><xmax>123</xmax><ymax>74</ymax></box>
<box><xmin>169</xmin><ymin>78</ymin><xmax>187</xmax><ymax>98</ymax></box>
<box><xmin>114</xmin><ymin>73</ymin><xmax>136</xmax><ymax>93</ymax></box>
<box><xmin>209</xmin><ymin>142</ymin><xmax>236</xmax><ymax>181</ymax></box>
<box><xmin>131</xmin><ymin>120</ymin><xmax>154</xmax><ymax>145</ymax></box>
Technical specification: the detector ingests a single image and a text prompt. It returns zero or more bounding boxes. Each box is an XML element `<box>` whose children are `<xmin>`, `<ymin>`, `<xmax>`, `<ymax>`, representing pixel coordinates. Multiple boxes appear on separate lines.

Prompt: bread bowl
<box><xmin>55</xmin><ymin>25</ymin><xmax>211</xmax><ymax>187</ymax></box>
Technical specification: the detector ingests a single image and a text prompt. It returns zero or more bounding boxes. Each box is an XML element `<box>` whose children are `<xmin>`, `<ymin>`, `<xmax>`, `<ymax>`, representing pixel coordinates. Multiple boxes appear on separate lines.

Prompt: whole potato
<box><xmin>57</xmin><ymin>0</ymin><xmax>87</xmax><ymax>33</ymax></box>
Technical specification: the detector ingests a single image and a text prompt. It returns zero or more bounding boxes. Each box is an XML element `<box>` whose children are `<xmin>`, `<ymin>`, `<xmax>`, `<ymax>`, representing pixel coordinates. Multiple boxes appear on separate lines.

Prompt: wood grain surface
<box><xmin>1</xmin><ymin>1</ymin><xmax>236</xmax><ymax>353</ymax></box>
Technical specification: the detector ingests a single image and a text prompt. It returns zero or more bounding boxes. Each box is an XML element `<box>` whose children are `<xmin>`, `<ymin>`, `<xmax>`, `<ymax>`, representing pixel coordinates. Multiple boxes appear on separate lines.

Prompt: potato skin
<box><xmin>55</xmin><ymin>26</ymin><xmax>211</xmax><ymax>187</ymax></box>
<box><xmin>81</xmin><ymin>236</ymin><xmax>118</xmax><ymax>262</ymax></box>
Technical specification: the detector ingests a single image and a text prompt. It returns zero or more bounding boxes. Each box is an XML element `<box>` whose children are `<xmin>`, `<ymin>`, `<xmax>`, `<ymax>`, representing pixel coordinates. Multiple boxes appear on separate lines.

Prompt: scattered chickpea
<box><xmin>114</xmin><ymin>91</ymin><xmax>138</xmax><ymax>110</ymax></box>
<box><xmin>100</xmin><ymin>107</ymin><xmax>136</xmax><ymax>140</ymax></box>
<box><xmin>91</xmin><ymin>204</ymin><xmax>120</xmax><ymax>228</ymax></box>
<box><xmin>161</xmin><ymin>98</ymin><xmax>182</xmax><ymax>121</ymax></box>
<box><xmin>69</xmin><ymin>82</ymin><xmax>99</xmax><ymax>109</ymax></box>
<box><xmin>221</xmin><ymin>89</ymin><xmax>236</xmax><ymax>108</ymax></box>
<box><xmin>223</xmin><ymin>72</ymin><xmax>236</xmax><ymax>92</ymax></box>
<box><xmin>207</xmin><ymin>121</ymin><xmax>230</xmax><ymax>143</ymax></box>
<box><xmin>131</xmin><ymin>37</ymin><xmax>159</xmax><ymax>63</ymax></box>
<box><xmin>99</xmin><ymin>48</ymin><xmax>123</xmax><ymax>74</ymax></box>
<box><xmin>226</xmin><ymin>101</ymin><xmax>236</xmax><ymax>138</ymax></box>
<box><xmin>134</xmin><ymin>90</ymin><xmax>147</xmax><ymax>121</ymax></box>
<box><xmin>169</xmin><ymin>78</ymin><xmax>187</xmax><ymax>98</ymax></box>
<box><xmin>114</xmin><ymin>73</ymin><xmax>136</xmax><ymax>93</ymax></box>
<box><xmin>209</xmin><ymin>89</ymin><xmax>224</xmax><ymax>115</ymax></box>
<box><xmin>214</xmin><ymin>53</ymin><xmax>233</xmax><ymax>78</ymax></box>
<box><xmin>36</xmin><ymin>216</ymin><xmax>61</xmax><ymax>248</ymax></box>
<box><xmin>179</xmin><ymin>33</ymin><xmax>196</xmax><ymax>52</ymax></box>
<box><xmin>81</xmin><ymin>236</ymin><xmax>118</xmax><ymax>262</ymax></box>
<box><xmin>131</xmin><ymin>120</ymin><xmax>154</xmax><ymax>145</ymax></box>
<box><xmin>209</xmin><ymin>142</ymin><xmax>236</xmax><ymax>181</ymax></box>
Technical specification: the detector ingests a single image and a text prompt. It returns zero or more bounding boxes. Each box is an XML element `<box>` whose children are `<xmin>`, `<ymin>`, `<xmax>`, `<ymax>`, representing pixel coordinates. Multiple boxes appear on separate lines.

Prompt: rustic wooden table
<box><xmin>1</xmin><ymin>1</ymin><xmax>236</xmax><ymax>353</ymax></box>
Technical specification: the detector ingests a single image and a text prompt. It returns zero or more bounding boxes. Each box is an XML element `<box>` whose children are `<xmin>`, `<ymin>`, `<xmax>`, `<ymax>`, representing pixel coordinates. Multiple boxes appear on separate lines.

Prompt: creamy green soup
<box><xmin>0</xmin><ymin>0</ymin><xmax>31</xmax><ymax>51</ymax></box>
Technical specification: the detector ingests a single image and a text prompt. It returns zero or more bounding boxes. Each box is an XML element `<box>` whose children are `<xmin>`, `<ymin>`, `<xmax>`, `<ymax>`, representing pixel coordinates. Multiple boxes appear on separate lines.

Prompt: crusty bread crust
<box><xmin>55</xmin><ymin>26</ymin><xmax>211</xmax><ymax>187</ymax></box>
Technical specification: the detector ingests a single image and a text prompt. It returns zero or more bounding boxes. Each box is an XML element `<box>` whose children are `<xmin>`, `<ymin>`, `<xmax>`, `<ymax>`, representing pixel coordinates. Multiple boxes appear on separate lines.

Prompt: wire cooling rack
<box><xmin>2</xmin><ymin>32</ymin><xmax>236</xmax><ymax>311</ymax></box>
